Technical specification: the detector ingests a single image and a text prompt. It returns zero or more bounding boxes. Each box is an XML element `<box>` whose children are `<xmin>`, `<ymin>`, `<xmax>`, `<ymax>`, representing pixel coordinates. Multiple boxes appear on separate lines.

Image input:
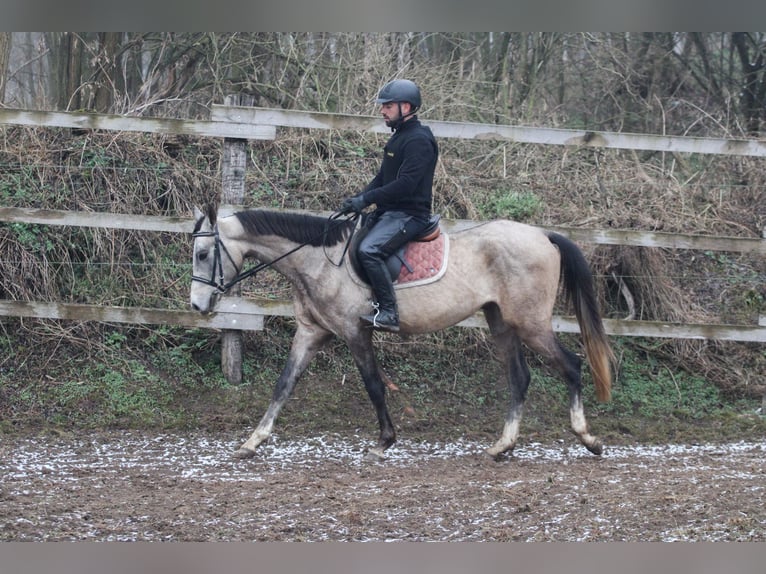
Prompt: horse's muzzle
<box><xmin>190</xmin><ymin>290</ymin><xmax>219</xmax><ymax>315</ymax></box>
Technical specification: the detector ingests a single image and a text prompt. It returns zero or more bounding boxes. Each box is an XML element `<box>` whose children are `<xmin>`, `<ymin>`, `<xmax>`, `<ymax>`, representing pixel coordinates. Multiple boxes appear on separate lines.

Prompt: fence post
<box><xmin>219</xmin><ymin>94</ymin><xmax>254</xmax><ymax>384</ymax></box>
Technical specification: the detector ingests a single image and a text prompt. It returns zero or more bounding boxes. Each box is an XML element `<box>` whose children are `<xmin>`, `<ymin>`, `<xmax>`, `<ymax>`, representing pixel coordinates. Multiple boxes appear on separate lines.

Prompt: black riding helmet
<box><xmin>376</xmin><ymin>79</ymin><xmax>422</xmax><ymax>110</ymax></box>
<box><xmin>376</xmin><ymin>79</ymin><xmax>421</xmax><ymax>130</ymax></box>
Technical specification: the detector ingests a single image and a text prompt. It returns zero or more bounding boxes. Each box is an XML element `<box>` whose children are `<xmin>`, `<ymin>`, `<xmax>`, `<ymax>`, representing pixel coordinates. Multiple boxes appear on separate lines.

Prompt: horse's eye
<box><xmin>197</xmin><ymin>251</ymin><xmax>208</xmax><ymax>262</ymax></box>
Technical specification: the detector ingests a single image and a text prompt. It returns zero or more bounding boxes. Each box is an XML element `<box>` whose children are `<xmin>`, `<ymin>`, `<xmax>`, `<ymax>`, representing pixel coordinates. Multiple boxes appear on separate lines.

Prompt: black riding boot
<box><xmin>360</xmin><ymin>259</ymin><xmax>399</xmax><ymax>332</ymax></box>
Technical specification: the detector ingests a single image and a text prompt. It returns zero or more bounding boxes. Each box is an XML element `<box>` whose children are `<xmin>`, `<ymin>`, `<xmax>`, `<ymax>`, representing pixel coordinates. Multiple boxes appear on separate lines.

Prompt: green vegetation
<box><xmin>478</xmin><ymin>189</ymin><xmax>543</xmax><ymax>221</ymax></box>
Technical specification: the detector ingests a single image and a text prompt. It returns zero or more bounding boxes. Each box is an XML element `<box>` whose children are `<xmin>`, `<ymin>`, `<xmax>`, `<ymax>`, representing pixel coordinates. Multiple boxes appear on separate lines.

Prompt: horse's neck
<box><xmin>265</xmin><ymin>241</ymin><xmax>344</xmax><ymax>293</ymax></box>
<box><xmin>221</xmin><ymin>218</ymin><xmax>340</xmax><ymax>286</ymax></box>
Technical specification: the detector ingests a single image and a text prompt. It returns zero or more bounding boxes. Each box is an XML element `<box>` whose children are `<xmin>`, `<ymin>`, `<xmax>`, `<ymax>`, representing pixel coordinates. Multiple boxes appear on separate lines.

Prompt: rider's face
<box><xmin>380</xmin><ymin>101</ymin><xmax>412</xmax><ymax>127</ymax></box>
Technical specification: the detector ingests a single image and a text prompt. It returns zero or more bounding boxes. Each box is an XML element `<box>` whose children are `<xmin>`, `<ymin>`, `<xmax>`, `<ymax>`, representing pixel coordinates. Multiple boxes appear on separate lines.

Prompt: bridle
<box><xmin>190</xmin><ymin>225</ymin><xmax>243</xmax><ymax>293</ymax></box>
<box><xmin>191</xmin><ymin>211</ymin><xmax>359</xmax><ymax>294</ymax></box>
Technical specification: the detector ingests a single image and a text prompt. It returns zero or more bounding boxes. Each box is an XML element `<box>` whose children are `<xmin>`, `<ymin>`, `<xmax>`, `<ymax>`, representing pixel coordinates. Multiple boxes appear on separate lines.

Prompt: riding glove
<box><xmin>341</xmin><ymin>195</ymin><xmax>368</xmax><ymax>214</ymax></box>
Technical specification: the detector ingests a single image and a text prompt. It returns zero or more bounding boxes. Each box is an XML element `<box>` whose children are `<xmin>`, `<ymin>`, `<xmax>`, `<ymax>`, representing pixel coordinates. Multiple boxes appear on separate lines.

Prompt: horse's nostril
<box><xmin>191</xmin><ymin>302</ymin><xmax>200</xmax><ymax>312</ymax></box>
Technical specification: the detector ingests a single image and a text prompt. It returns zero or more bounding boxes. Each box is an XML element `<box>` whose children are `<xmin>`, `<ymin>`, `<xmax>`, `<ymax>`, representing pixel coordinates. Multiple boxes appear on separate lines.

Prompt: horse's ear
<box><xmin>205</xmin><ymin>203</ymin><xmax>218</xmax><ymax>224</ymax></box>
<box><xmin>193</xmin><ymin>206</ymin><xmax>204</xmax><ymax>222</ymax></box>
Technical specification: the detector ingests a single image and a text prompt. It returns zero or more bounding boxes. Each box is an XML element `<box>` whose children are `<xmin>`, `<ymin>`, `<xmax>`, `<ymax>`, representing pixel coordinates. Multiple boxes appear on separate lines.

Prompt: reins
<box><xmin>324</xmin><ymin>209</ymin><xmax>360</xmax><ymax>268</ymax></box>
<box><xmin>192</xmin><ymin>210</ymin><xmax>359</xmax><ymax>293</ymax></box>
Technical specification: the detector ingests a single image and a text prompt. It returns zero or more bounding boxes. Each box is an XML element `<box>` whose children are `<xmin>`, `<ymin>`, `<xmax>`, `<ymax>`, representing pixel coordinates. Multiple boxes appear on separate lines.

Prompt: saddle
<box><xmin>349</xmin><ymin>214</ymin><xmax>449</xmax><ymax>289</ymax></box>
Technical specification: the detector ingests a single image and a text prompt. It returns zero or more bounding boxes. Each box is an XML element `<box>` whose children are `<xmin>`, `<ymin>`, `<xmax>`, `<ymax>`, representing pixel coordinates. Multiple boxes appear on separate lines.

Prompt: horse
<box><xmin>190</xmin><ymin>204</ymin><xmax>614</xmax><ymax>460</ymax></box>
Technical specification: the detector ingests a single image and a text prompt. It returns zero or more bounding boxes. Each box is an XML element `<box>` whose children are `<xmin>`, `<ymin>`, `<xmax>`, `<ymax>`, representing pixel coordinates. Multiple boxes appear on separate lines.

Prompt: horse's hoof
<box><xmin>485</xmin><ymin>443</ymin><xmax>514</xmax><ymax>460</ymax></box>
<box><xmin>585</xmin><ymin>440</ymin><xmax>603</xmax><ymax>456</ymax></box>
<box><xmin>232</xmin><ymin>447</ymin><xmax>257</xmax><ymax>459</ymax></box>
<box><xmin>485</xmin><ymin>448</ymin><xmax>507</xmax><ymax>462</ymax></box>
<box><xmin>364</xmin><ymin>448</ymin><xmax>386</xmax><ymax>462</ymax></box>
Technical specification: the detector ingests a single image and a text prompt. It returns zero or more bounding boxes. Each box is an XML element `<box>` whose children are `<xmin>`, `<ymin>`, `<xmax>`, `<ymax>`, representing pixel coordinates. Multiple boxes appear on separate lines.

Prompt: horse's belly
<box><xmin>397</xmin><ymin>279</ymin><xmax>490</xmax><ymax>333</ymax></box>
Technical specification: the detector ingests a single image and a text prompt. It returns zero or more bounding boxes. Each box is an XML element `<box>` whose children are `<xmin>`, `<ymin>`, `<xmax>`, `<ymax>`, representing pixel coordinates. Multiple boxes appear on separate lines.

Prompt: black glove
<box><xmin>340</xmin><ymin>195</ymin><xmax>367</xmax><ymax>214</ymax></box>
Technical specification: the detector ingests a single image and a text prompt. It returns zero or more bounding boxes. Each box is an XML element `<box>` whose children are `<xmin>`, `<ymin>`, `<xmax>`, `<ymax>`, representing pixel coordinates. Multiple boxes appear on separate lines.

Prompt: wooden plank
<box><xmin>545</xmin><ymin>225</ymin><xmax>766</xmax><ymax>254</ymax></box>
<box><xmin>0</xmin><ymin>108</ymin><xmax>276</xmax><ymax>140</ymax></box>
<box><xmin>212</xmin><ymin>105</ymin><xmax>766</xmax><ymax>158</ymax></box>
<box><xmin>2</xmin><ymin>105</ymin><xmax>765</xmax><ymax>157</ymax></box>
<box><xmin>0</xmin><ymin>207</ymin><xmax>193</xmax><ymax>233</ymax></box>
<box><xmin>0</xmin><ymin>300</ymin><xmax>264</xmax><ymax>331</ymax></box>
<box><xmin>1</xmin><ymin>206</ymin><xmax>763</xmax><ymax>254</ymax></box>
<box><xmin>1</xmin><ymin>296</ymin><xmax>762</xmax><ymax>341</ymax></box>
<box><xmin>218</xmin><ymin>296</ymin><xmax>293</xmax><ymax>316</ymax></box>
<box><xmin>459</xmin><ymin>313</ymin><xmax>766</xmax><ymax>341</ymax></box>
<box><xmin>212</xmin><ymin>105</ymin><xmax>388</xmax><ymax>134</ymax></box>
<box><xmin>557</xmin><ymin>317</ymin><xmax>766</xmax><ymax>343</ymax></box>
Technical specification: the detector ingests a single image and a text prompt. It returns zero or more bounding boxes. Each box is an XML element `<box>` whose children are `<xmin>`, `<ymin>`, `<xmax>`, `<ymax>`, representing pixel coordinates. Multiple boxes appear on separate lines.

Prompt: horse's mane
<box><xmin>234</xmin><ymin>210</ymin><xmax>355</xmax><ymax>247</ymax></box>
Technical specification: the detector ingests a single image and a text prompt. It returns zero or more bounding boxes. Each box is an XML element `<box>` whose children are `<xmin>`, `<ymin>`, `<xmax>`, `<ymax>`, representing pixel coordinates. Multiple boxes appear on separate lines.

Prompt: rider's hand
<box><xmin>340</xmin><ymin>195</ymin><xmax>367</xmax><ymax>214</ymax></box>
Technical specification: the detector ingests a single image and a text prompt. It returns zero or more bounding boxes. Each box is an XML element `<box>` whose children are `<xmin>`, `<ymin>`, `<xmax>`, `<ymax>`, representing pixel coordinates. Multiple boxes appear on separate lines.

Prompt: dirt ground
<box><xmin>1</xmin><ymin>430</ymin><xmax>764</xmax><ymax>542</ymax></box>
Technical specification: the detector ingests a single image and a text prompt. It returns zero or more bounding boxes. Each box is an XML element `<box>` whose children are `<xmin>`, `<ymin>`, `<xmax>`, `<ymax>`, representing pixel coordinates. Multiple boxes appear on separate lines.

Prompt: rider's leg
<box><xmin>357</xmin><ymin>211</ymin><xmax>425</xmax><ymax>332</ymax></box>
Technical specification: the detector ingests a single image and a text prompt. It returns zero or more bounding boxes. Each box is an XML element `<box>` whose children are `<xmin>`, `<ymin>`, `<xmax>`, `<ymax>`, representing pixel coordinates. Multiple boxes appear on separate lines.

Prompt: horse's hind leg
<box><xmin>234</xmin><ymin>323</ymin><xmax>332</xmax><ymax>459</ymax></box>
<box><xmin>485</xmin><ymin>309</ymin><xmax>531</xmax><ymax>458</ymax></box>
<box><xmin>527</xmin><ymin>330</ymin><xmax>603</xmax><ymax>455</ymax></box>
<box><xmin>559</xmin><ymin>340</ymin><xmax>603</xmax><ymax>455</ymax></box>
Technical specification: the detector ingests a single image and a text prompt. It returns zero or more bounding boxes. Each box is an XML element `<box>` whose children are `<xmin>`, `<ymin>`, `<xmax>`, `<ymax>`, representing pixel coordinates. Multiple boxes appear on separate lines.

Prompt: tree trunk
<box><xmin>50</xmin><ymin>32</ymin><xmax>85</xmax><ymax>111</ymax></box>
<box><xmin>0</xmin><ymin>32</ymin><xmax>10</xmax><ymax>104</ymax></box>
<box><xmin>732</xmin><ymin>32</ymin><xmax>764</xmax><ymax>136</ymax></box>
<box><xmin>93</xmin><ymin>32</ymin><xmax>122</xmax><ymax>113</ymax></box>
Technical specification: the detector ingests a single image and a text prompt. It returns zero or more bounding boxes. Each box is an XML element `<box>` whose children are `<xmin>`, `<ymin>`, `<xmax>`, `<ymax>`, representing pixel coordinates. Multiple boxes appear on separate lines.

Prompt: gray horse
<box><xmin>190</xmin><ymin>205</ymin><xmax>613</xmax><ymax>460</ymax></box>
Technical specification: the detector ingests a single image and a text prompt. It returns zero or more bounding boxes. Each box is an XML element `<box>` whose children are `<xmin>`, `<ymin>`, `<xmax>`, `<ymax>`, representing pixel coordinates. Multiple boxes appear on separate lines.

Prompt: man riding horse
<box><xmin>190</xmin><ymin>79</ymin><xmax>613</xmax><ymax>461</ymax></box>
<box><xmin>341</xmin><ymin>79</ymin><xmax>439</xmax><ymax>333</ymax></box>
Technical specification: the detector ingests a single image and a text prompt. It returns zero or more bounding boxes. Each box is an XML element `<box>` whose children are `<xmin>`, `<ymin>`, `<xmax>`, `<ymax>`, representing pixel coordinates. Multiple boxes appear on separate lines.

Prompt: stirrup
<box><xmin>361</xmin><ymin>302</ymin><xmax>399</xmax><ymax>332</ymax></box>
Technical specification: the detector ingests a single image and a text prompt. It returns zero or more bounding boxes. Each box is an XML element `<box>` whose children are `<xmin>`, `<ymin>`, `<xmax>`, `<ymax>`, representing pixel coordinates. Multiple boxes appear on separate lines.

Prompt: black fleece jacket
<box><xmin>359</xmin><ymin>116</ymin><xmax>438</xmax><ymax>219</ymax></box>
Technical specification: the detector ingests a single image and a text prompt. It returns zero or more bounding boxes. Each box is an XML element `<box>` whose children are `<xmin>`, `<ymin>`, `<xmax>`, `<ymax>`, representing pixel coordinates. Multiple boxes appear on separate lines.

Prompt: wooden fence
<box><xmin>1</xmin><ymin>106</ymin><xmax>764</xmax><ymax>378</ymax></box>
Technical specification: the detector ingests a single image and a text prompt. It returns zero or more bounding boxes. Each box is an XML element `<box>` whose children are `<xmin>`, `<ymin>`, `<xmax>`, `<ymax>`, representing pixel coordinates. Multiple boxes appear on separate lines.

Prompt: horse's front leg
<box><xmin>347</xmin><ymin>335</ymin><xmax>396</xmax><ymax>460</ymax></box>
<box><xmin>233</xmin><ymin>323</ymin><xmax>332</xmax><ymax>459</ymax></box>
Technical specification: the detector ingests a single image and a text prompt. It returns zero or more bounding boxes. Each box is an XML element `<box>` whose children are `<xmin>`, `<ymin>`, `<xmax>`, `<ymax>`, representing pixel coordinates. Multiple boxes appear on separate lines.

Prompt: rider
<box><xmin>341</xmin><ymin>79</ymin><xmax>439</xmax><ymax>333</ymax></box>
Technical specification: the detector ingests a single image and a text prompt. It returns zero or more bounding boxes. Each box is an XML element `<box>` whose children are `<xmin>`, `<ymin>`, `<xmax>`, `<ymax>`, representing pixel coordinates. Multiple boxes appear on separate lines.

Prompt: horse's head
<box><xmin>190</xmin><ymin>204</ymin><xmax>242</xmax><ymax>314</ymax></box>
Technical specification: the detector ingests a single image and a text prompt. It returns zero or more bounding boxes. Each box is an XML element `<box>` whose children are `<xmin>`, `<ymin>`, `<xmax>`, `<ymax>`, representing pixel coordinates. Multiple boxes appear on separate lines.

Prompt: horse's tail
<box><xmin>547</xmin><ymin>232</ymin><xmax>614</xmax><ymax>402</ymax></box>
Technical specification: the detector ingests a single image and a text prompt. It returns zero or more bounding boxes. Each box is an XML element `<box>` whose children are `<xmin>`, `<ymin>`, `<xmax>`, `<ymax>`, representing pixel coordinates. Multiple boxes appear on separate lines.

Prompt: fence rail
<box><xmin>1</xmin><ymin>206</ymin><xmax>763</xmax><ymax>254</ymax></box>
<box><xmin>0</xmin><ymin>299</ymin><xmax>263</xmax><ymax>331</ymax></box>
<box><xmin>211</xmin><ymin>106</ymin><xmax>766</xmax><ymax>157</ymax></box>
<box><xmin>1</xmin><ymin>298</ymin><xmax>764</xmax><ymax>343</ymax></box>
<box><xmin>0</xmin><ymin>108</ymin><xmax>276</xmax><ymax>140</ymax></box>
<box><xmin>3</xmin><ymin>105</ymin><xmax>766</xmax><ymax>157</ymax></box>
